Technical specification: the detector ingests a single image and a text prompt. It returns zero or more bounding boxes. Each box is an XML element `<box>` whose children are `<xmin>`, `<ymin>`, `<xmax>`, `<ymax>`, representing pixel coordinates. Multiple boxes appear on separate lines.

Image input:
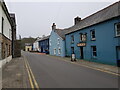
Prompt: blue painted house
<box><xmin>38</xmin><ymin>36</ymin><xmax>49</xmax><ymax>54</ymax></box>
<box><xmin>49</xmin><ymin>23</ymin><xmax>69</xmax><ymax>57</ymax></box>
<box><xmin>65</xmin><ymin>2</ymin><xmax>120</xmax><ymax>66</ymax></box>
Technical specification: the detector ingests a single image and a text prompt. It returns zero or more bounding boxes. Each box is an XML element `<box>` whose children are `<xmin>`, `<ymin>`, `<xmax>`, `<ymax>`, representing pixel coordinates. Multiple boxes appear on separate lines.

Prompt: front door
<box><xmin>80</xmin><ymin>47</ymin><xmax>84</xmax><ymax>59</ymax></box>
<box><xmin>117</xmin><ymin>47</ymin><xmax>120</xmax><ymax>60</ymax></box>
<box><xmin>27</xmin><ymin>48</ymin><xmax>29</xmax><ymax>51</ymax></box>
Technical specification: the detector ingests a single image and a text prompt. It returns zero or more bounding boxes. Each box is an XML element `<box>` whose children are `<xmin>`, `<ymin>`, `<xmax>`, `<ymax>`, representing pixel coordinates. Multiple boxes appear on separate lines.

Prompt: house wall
<box><xmin>25</xmin><ymin>46</ymin><xmax>32</xmax><ymax>51</ymax></box>
<box><xmin>0</xmin><ymin>3</ymin><xmax>12</xmax><ymax>67</ymax></box>
<box><xmin>39</xmin><ymin>39</ymin><xmax>49</xmax><ymax>53</ymax></box>
<box><xmin>49</xmin><ymin>30</ymin><xmax>65</xmax><ymax>57</ymax></box>
<box><xmin>65</xmin><ymin>17</ymin><xmax>120</xmax><ymax>65</ymax></box>
<box><xmin>2</xmin><ymin>7</ymin><xmax>12</xmax><ymax>40</ymax></box>
<box><xmin>0</xmin><ymin>4</ymin><xmax>2</xmax><ymax>33</ymax></box>
<box><xmin>33</xmin><ymin>41</ymin><xmax>40</xmax><ymax>51</ymax></box>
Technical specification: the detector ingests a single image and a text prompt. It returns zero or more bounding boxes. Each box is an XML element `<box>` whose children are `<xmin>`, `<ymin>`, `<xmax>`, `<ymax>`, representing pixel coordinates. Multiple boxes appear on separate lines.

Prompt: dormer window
<box><xmin>115</xmin><ymin>23</ymin><xmax>120</xmax><ymax>36</ymax></box>
<box><xmin>91</xmin><ymin>30</ymin><xmax>96</xmax><ymax>40</ymax></box>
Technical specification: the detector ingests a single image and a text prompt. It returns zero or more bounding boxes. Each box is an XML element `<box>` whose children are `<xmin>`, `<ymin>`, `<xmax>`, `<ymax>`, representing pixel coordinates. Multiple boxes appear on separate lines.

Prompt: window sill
<box><xmin>79</xmin><ymin>41</ymin><xmax>86</xmax><ymax>43</ymax></box>
<box><xmin>91</xmin><ymin>57</ymin><xmax>97</xmax><ymax>60</ymax></box>
<box><xmin>71</xmin><ymin>42</ymin><xmax>74</xmax><ymax>44</ymax></box>
<box><xmin>91</xmin><ymin>39</ymin><xmax>96</xmax><ymax>41</ymax></box>
<box><xmin>114</xmin><ymin>35</ymin><xmax>120</xmax><ymax>38</ymax></box>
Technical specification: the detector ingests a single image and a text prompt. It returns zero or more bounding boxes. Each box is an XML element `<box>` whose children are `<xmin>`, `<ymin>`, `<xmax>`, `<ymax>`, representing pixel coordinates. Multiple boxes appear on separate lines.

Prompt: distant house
<box><xmin>49</xmin><ymin>23</ymin><xmax>69</xmax><ymax>57</ymax></box>
<box><xmin>65</xmin><ymin>2</ymin><xmax>120</xmax><ymax>66</ymax></box>
<box><xmin>33</xmin><ymin>38</ymin><xmax>41</xmax><ymax>52</ymax></box>
<box><xmin>0</xmin><ymin>1</ymin><xmax>13</xmax><ymax>67</ymax></box>
<box><xmin>38</xmin><ymin>35</ymin><xmax>49</xmax><ymax>54</ymax></box>
<box><xmin>25</xmin><ymin>43</ymin><xmax>32</xmax><ymax>51</ymax></box>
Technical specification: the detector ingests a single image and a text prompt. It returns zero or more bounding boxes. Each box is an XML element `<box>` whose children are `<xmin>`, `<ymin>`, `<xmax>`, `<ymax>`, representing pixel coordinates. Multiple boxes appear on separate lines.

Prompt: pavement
<box><xmin>2</xmin><ymin>56</ymin><xmax>30</xmax><ymax>88</ymax></box>
<box><xmin>23</xmin><ymin>51</ymin><xmax>119</xmax><ymax>88</ymax></box>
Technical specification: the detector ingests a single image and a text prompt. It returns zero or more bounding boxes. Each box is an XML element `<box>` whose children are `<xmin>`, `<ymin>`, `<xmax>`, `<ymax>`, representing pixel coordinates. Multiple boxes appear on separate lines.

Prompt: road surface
<box><xmin>23</xmin><ymin>51</ymin><xmax>119</xmax><ymax>88</ymax></box>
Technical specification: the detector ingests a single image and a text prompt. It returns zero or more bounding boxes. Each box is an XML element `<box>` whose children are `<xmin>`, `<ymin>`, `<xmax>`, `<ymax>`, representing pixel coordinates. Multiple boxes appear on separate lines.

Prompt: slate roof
<box><xmin>54</xmin><ymin>29</ymin><xmax>69</xmax><ymax>40</ymax></box>
<box><xmin>40</xmin><ymin>35</ymin><xmax>50</xmax><ymax>41</ymax></box>
<box><xmin>35</xmin><ymin>35</ymin><xmax>50</xmax><ymax>43</ymax></box>
<box><xmin>64</xmin><ymin>1</ymin><xmax>120</xmax><ymax>35</ymax></box>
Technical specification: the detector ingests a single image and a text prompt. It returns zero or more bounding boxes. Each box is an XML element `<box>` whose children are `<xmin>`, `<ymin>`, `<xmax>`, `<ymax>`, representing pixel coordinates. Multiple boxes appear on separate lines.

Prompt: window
<box><xmin>58</xmin><ymin>38</ymin><xmax>60</xmax><ymax>45</ymax></box>
<box><xmin>115</xmin><ymin>23</ymin><xmax>120</xmax><ymax>36</ymax></box>
<box><xmin>80</xmin><ymin>33</ymin><xmax>87</xmax><ymax>42</ymax></box>
<box><xmin>71</xmin><ymin>35</ymin><xmax>74</xmax><ymax>43</ymax></box>
<box><xmin>91</xmin><ymin>30</ymin><xmax>96</xmax><ymax>40</ymax></box>
<box><xmin>91</xmin><ymin>46</ymin><xmax>97</xmax><ymax>58</ymax></box>
<box><xmin>49</xmin><ymin>40</ymin><xmax>51</xmax><ymax>46</ymax></box>
<box><xmin>54</xmin><ymin>48</ymin><xmax>56</xmax><ymax>55</ymax></box>
<box><xmin>9</xmin><ymin>29</ymin><xmax>12</xmax><ymax>39</ymax></box>
<box><xmin>71</xmin><ymin>47</ymin><xmax>74</xmax><ymax>54</ymax></box>
<box><xmin>2</xmin><ymin>17</ymin><xmax>4</xmax><ymax>34</ymax></box>
<box><xmin>58</xmin><ymin>48</ymin><xmax>61</xmax><ymax>55</ymax></box>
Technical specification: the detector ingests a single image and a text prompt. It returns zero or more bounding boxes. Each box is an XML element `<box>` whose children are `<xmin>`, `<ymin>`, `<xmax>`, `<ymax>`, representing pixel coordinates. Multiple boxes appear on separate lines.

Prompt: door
<box><xmin>117</xmin><ymin>46</ymin><xmax>120</xmax><ymax>67</ymax></box>
<box><xmin>27</xmin><ymin>48</ymin><xmax>29</xmax><ymax>51</ymax></box>
<box><xmin>117</xmin><ymin>47</ymin><xmax>120</xmax><ymax>60</ymax></box>
<box><xmin>80</xmin><ymin>47</ymin><xmax>84</xmax><ymax>59</ymax></box>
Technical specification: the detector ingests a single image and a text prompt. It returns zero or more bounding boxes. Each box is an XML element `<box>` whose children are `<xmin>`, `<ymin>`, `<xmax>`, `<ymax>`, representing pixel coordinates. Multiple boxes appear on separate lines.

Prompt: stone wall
<box><xmin>0</xmin><ymin>33</ymin><xmax>12</xmax><ymax>60</ymax></box>
<box><xmin>14</xmin><ymin>40</ymin><xmax>21</xmax><ymax>57</ymax></box>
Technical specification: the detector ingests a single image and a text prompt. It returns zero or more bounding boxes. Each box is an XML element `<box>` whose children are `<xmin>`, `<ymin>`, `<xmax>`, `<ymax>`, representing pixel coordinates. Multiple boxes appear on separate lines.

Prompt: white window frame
<box><xmin>54</xmin><ymin>48</ymin><xmax>56</xmax><ymax>55</ymax></box>
<box><xmin>58</xmin><ymin>38</ymin><xmax>60</xmax><ymax>45</ymax></box>
<box><xmin>115</xmin><ymin>23</ymin><xmax>120</xmax><ymax>36</ymax></box>
<box><xmin>80</xmin><ymin>33</ymin><xmax>87</xmax><ymax>42</ymax></box>
<box><xmin>91</xmin><ymin>30</ymin><xmax>96</xmax><ymax>40</ymax></box>
<box><xmin>49</xmin><ymin>40</ymin><xmax>51</xmax><ymax>46</ymax></box>
<box><xmin>58</xmin><ymin>48</ymin><xmax>61</xmax><ymax>55</ymax></box>
<box><xmin>91</xmin><ymin>46</ymin><xmax>97</xmax><ymax>58</ymax></box>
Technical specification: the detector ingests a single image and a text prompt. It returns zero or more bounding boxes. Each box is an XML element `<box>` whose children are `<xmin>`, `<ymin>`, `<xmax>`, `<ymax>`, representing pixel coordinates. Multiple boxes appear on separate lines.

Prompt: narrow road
<box><xmin>23</xmin><ymin>51</ymin><xmax>119</xmax><ymax>88</ymax></box>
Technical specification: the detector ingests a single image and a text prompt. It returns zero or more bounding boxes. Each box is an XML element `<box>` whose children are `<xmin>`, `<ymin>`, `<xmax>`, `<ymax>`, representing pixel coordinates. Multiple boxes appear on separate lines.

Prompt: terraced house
<box><xmin>0</xmin><ymin>1</ymin><xmax>13</xmax><ymax>67</ymax></box>
<box><xmin>38</xmin><ymin>35</ymin><xmax>50</xmax><ymax>54</ymax></box>
<box><xmin>65</xmin><ymin>2</ymin><xmax>120</xmax><ymax>66</ymax></box>
<box><xmin>49</xmin><ymin>23</ymin><xmax>69</xmax><ymax>57</ymax></box>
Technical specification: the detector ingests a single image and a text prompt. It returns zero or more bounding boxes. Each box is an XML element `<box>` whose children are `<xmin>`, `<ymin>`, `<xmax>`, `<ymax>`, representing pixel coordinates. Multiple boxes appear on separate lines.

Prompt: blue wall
<box><xmin>65</xmin><ymin>17</ymin><xmax>120</xmax><ymax>65</ymax></box>
<box><xmin>49</xmin><ymin>30</ymin><xmax>65</xmax><ymax>57</ymax></box>
<box><xmin>39</xmin><ymin>39</ymin><xmax>49</xmax><ymax>54</ymax></box>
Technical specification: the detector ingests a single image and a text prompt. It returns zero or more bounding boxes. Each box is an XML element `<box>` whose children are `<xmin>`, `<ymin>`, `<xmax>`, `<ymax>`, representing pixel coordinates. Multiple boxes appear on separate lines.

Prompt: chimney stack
<box><xmin>52</xmin><ymin>23</ymin><xmax>56</xmax><ymax>30</ymax></box>
<box><xmin>74</xmin><ymin>16</ymin><xmax>81</xmax><ymax>25</ymax></box>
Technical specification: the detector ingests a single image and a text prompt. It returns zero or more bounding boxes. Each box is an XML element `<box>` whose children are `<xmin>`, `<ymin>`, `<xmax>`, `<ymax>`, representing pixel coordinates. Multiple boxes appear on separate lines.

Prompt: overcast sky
<box><xmin>5</xmin><ymin>0</ymin><xmax>119</xmax><ymax>38</ymax></box>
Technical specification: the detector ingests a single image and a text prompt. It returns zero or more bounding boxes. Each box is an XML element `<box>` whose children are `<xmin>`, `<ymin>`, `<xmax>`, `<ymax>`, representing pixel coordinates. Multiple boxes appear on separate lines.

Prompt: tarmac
<box><xmin>47</xmin><ymin>54</ymin><xmax>120</xmax><ymax>76</ymax></box>
<box><xmin>1</xmin><ymin>52</ymin><xmax>120</xmax><ymax>89</ymax></box>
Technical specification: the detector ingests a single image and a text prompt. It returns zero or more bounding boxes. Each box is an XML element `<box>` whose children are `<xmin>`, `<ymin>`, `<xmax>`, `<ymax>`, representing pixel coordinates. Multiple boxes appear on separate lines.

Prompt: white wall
<box><xmin>0</xmin><ymin>4</ymin><xmax>2</xmax><ymax>33</ymax></box>
<box><xmin>0</xmin><ymin>3</ymin><xmax>12</xmax><ymax>40</ymax></box>
<box><xmin>33</xmin><ymin>41</ymin><xmax>40</xmax><ymax>51</ymax></box>
<box><xmin>2</xmin><ymin>8</ymin><xmax>12</xmax><ymax>40</ymax></box>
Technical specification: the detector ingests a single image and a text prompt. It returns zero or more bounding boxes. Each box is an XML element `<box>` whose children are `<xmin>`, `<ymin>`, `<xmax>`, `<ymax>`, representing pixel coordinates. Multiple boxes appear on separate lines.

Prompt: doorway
<box><xmin>27</xmin><ymin>48</ymin><xmax>29</xmax><ymax>51</ymax></box>
<box><xmin>80</xmin><ymin>47</ymin><xmax>84</xmax><ymax>59</ymax></box>
<box><xmin>117</xmin><ymin>47</ymin><xmax>120</xmax><ymax>60</ymax></box>
<box><xmin>116</xmin><ymin>46</ymin><xmax>120</xmax><ymax>67</ymax></box>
